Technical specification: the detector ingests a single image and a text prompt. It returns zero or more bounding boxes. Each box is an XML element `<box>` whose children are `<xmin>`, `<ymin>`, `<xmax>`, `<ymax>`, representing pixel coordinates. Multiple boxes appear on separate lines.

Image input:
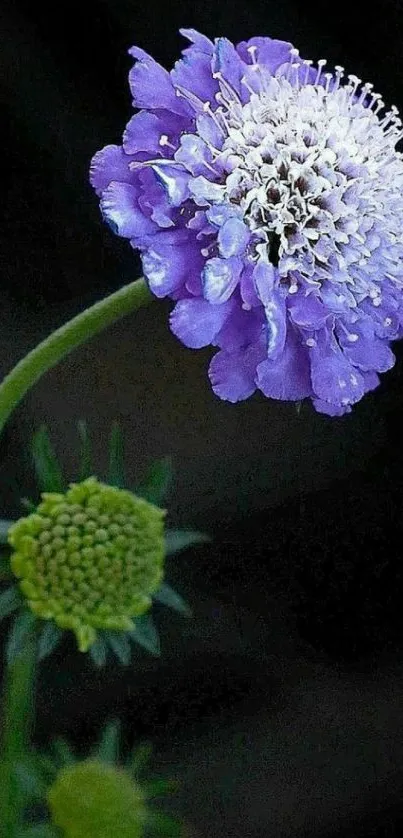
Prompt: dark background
<box><xmin>2</xmin><ymin>0</ymin><xmax>403</xmax><ymax>835</ymax></box>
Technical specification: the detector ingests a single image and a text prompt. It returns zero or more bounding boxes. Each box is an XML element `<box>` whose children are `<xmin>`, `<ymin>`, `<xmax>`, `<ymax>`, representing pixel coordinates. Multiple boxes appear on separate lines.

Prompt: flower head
<box><xmin>8</xmin><ymin>477</ymin><xmax>165</xmax><ymax>651</ymax></box>
<box><xmin>91</xmin><ymin>29</ymin><xmax>403</xmax><ymax>415</ymax></box>
<box><xmin>48</xmin><ymin>760</ymin><xmax>147</xmax><ymax>838</ymax></box>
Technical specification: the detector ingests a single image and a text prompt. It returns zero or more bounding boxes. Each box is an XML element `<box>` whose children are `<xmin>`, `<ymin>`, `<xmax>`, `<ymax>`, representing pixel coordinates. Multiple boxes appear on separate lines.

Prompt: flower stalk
<box><xmin>0</xmin><ymin>277</ymin><xmax>153</xmax><ymax>437</ymax></box>
<box><xmin>0</xmin><ymin>628</ymin><xmax>37</xmax><ymax>838</ymax></box>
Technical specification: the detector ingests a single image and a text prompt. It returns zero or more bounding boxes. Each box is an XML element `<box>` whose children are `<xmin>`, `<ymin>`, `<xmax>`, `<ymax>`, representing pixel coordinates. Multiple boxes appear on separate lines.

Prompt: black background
<box><xmin>2</xmin><ymin>1</ymin><xmax>403</xmax><ymax>836</ymax></box>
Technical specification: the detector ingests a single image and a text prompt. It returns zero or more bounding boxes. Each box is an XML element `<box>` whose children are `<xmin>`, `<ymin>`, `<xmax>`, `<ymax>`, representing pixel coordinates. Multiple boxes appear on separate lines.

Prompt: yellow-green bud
<box><xmin>8</xmin><ymin>478</ymin><xmax>165</xmax><ymax>651</ymax></box>
<box><xmin>47</xmin><ymin>759</ymin><xmax>147</xmax><ymax>838</ymax></box>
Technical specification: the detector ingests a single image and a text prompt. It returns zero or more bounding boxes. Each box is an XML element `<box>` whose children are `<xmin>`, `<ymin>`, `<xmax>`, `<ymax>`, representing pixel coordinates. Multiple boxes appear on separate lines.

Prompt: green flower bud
<box><xmin>48</xmin><ymin>759</ymin><xmax>147</xmax><ymax>838</ymax></box>
<box><xmin>8</xmin><ymin>478</ymin><xmax>165</xmax><ymax>652</ymax></box>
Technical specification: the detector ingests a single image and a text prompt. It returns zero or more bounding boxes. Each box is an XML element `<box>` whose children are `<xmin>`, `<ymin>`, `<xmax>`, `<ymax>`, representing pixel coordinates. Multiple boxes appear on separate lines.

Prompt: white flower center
<box><xmin>214</xmin><ymin>68</ymin><xmax>403</xmax><ymax>295</ymax></box>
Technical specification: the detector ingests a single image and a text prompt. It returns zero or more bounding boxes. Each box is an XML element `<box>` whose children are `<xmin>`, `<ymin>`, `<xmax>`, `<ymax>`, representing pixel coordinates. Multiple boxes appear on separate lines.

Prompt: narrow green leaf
<box><xmin>165</xmin><ymin>529</ymin><xmax>210</xmax><ymax>556</ymax></box>
<box><xmin>153</xmin><ymin>583</ymin><xmax>192</xmax><ymax>617</ymax></box>
<box><xmin>129</xmin><ymin>614</ymin><xmax>160</xmax><ymax>656</ymax></box>
<box><xmin>142</xmin><ymin>778</ymin><xmax>179</xmax><ymax>798</ymax></box>
<box><xmin>128</xmin><ymin>742</ymin><xmax>153</xmax><ymax>777</ymax></box>
<box><xmin>108</xmin><ymin>422</ymin><xmax>125</xmax><ymax>488</ymax></box>
<box><xmin>0</xmin><ymin>586</ymin><xmax>21</xmax><ymax>620</ymax></box>
<box><xmin>6</xmin><ymin>610</ymin><xmax>36</xmax><ymax>664</ymax></box>
<box><xmin>16</xmin><ymin>824</ymin><xmax>59</xmax><ymax>838</ymax></box>
<box><xmin>31</xmin><ymin>426</ymin><xmax>64</xmax><ymax>493</ymax></box>
<box><xmin>13</xmin><ymin>758</ymin><xmax>46</xmax><ymax>801</ymax></box>
<box><xmin>38</xmin><ymin>621</ymin><xmax>63</xmax><ymax>661</ymax></box>
<box><xmin>52</xmin><ymin>739</ymin><xmax>75</xmax><ymax>767</ymax></box>
<box><xmin>146</xmin><ymin>811</ymin><xmax>182</xmax><ymax>837</ymax></box>
<box><xmin>20</xmin><ymin>498</ymin><xmax>37</xmax><ymax>513</ymax></box>
<box><xmin>77</xmin><ymin>420</ymin><xmax>93</xmax><ymax>481</ymax></box>
<box><xmin>0</xmin><ymin>518</ymin><xmax>13</xmax><ymax>544</ymax></box>
<box><xmin>0</xmin><ymin>552</ymin><xmax>13</xmax><ymax>581</ymax></box>
<box><xmin>89</xmin><ymin>636</ymin><xmax>107</xmax><ymax>667</ymax></box>
<box><xmin>136</xmin><ymin>457</ymin><xmax>173</xmax><ymax>506</ymax></box>
<box><xmin>94</xmin><ymin>720</ymin><xmax>121</xmax><ymax>764</ymax></box>
<box><xmin>105</xmin><ymin>631</ymin><xmax>132</xmax><ymax>666</ymax></box>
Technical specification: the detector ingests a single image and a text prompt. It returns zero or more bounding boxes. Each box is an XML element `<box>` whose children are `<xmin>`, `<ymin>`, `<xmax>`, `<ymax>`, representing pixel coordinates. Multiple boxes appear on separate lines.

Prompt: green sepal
<box><xmin>52</xmin><ymin>739</ymin><xmax>75</xmax><ymax>768</ymax></box>
<box><xmin>0</xmin><ymin>585</ymin><xmax>22</xmax><ymax>620</ymax></box>
<box><xmin>89</xmin><ymin>636</ymin><xmax>107</xmax><ymax>667</ymax></box>
<box><xmin>145</xmin><ymin>810</ymin><xmax>183</xmax><ymax>837</ymax></box>
<box><xmin>129</xmin><ymin>614</ymin><xmax>160</xmax><ymax>656</ymax></box>
<box><xmin>38</xmin><ymin>621</ymin><xmax>63</xmax><ymax>661</ymax></box>
<box><xmin>77</xmin><ymin>420</ymin><xmax>93</xmax><ymax>481</ymax></box>
<box><xmin>153</xmin><ymin>582</ymin><xmax>192</xmax><ymax>617</ymax></box>
<box><xmin>0</xmin><ymin>518</ymin><xmax>13</xmax><ymax>544</ymax></box>
<box><xmin>6</xmin><ymin>609</ymin><xmax>36</xmax><ymax>664</ymax></box>
<box><xmin>127</xmin><ymin>742</ymin><xmax>153</xmax><ymax>778</ymax></box>
<box><xmin>93</xmin><ymin>720</ymin><xmax>121</xmax><ymax>765</ymax></box>
<box><xmin>20</xmin><ymin>498</ymin><xmax>37</xmax><ymax>513</ymax></box>
<box><xmin>13</xmin><ymin>757</ymin><xmax>46</xmax><ymax>802</ymax></box>
<box><xmin>31</xmin><ymin>426</ymin><xmax>65</xmax><ymax>494</ymax></box>
<box><xmin>15</xmin><ymin>824</ymin><xmax>59</xmax><ymax>838</ymax></box>
<box><xmin>136</xmin><ymin>457</ymin><xmax>173</xmax><ymax>506</ymax></box>
<box><xmin>142</xmin><ymin>778</ymin><xmax>179</xmax><ymax>798</ymax></box>
<box><xmin>165</xmin><ymin>529</ymin><xmax>210</xmax><ymax>556</ymax></box>
<box><xmin>108</xmin><ymin>422</ymin><xmax>125</xmax><ymax>488</ymax></box>
<box><xmin>105</xmin><ymin>631</ymin><xmax>132</xmax><ymax>666</ymax></box>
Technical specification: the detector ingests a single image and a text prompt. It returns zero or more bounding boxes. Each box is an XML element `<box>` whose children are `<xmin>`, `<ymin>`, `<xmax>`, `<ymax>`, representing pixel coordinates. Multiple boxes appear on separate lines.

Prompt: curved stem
<box><xmin>0</xmin><ymin>278</ymin><xmax>153</xmax><ymax>436</ymax></box>
<box><xmin>0</xmin><ymin>631</ymin><xmax>37</xmax><ymax>838</ymax></box>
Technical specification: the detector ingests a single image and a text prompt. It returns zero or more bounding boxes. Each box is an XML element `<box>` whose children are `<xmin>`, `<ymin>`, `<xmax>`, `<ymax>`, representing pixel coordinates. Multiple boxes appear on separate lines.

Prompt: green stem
<box><xmin>0</xmin><ymin>631</ymin><xmax>37</xmax><ymax>838</ymax></box>
<box><xmin>0</xmin><ymin>278</ymin><xmax>153</xmax><ymax>436</ymax></box>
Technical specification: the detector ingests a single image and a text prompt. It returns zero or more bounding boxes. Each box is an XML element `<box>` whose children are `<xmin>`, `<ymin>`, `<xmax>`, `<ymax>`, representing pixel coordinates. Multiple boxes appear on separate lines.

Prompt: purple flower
<box><xmin>91</xmin><ymin>29</ymin><xmax>403</xmax><ymax>415</ymax></box>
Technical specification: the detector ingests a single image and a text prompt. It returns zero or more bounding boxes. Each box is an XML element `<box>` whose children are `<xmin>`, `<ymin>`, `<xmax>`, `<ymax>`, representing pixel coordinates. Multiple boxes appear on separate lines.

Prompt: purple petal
<box><xmin>252</xmin><ymin>261</ymin><xmax>277</xmax><ymax>304</ymax></box>
<box><xmin>90</xmin><ymin>145</ymin><xmax>135</xmax><ymax>195</ymax></box>
<box><xmin>171</xmin><ymin>50</ymin><xmax>218</xmax><ymax>104</ymax></box>
<box><xmin>212</xmin><ymin>38</ymin><xmax>246</xmax><ymax>97</ymax></box>
<box><xmin>218</xmin><ymin>217</ymin><xmax>250</xmax><ymax>258</ymax></box>
<box><xmin>189</xmin><ymin>176</ymin><xmax>227</xmax><ymax>205</ymax></box>
<box><xmin>209</xmin><ymin>341</ymin><xmax>266</xmax><ymax>402</ymax></box>
<box><xmin>236</xmin><ymin>37</ymin><xmax>293</xmax><ymax>73</ymax></box>
<box><xmin>123</xmin><ymin>110</ymin><xmax>184</xmax><ymax>156</ymax></box>
<box><xmin>179</xmin><ymin>29</ymin><xmax>215</xmax><ymax>55</ymax></box>
<box><xmin>128</xmin><ymin>47</ymin><xmax>191</xmax><ymax>116</ymax></box>
<box><xmin>202</xmin><ymin>256</ymin><xmax>242</xmax><ymax>303</ymax></box>
<box><xmin>256</xmin><ymin>329</ymin><xmax>312</xmax><ymax>400</ymax></box>
<box><xmin>312</xmin><ymin>399</ymin><xmax>352</xmax><ymax>417</ymax></box>
<box><xmin>309</xmin><ymin>333</ymin><xmax>365</xmax><ymax>407</ymax></box>
<box><xmin>175</xmin><ymin>134</ymin><xmax>214</xmax><ymax>176</ymax></box>
<box><xmin>151</xmin><ymin>163</ymin><xmax>191</xmax><ymax>206</ymax></box>
<box><xmin>100</xmin><ymin>182</ymin><xmax>157</xmax><ymax>240</ymax></box>
<box><xmin>169</xmin><ymin>297</ymin><xmax>235</xmax><ymax>348</ymax></box>
<box><xmin>337</xmin><ymin>318</ymin><xmax>395</xmax><ymax>373</ymax></box>
<box><xmin>215</xmin><ymin>304</ymin><xmax>265</xmax><ymax>351</ymax></box>
<box><xmin>240</xmin><ymin>265</ymin><xmax>260</xmax><ymax>309</ymax></box>
<box><xmin>142</xmin><ymin>239</ymin><xmax>201</xmax><ymax>297</ymax></box>
<box><xmin>289</xmin><ymin>292</ymin><xmax>330</xmax><ymax>329</ymax></box>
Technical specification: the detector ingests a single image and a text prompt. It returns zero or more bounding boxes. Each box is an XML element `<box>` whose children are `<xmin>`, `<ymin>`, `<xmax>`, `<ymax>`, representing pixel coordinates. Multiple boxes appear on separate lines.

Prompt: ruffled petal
<box><xmin>141</xmin><ymin>238</ymin><xmax>202</xmax><ymax>297</ymax></box>
<box><xmin>100</xmin><ymin>182</ymin><xmax>158</xmax><ymax>240</ymax></box>
<box><xmin>209</xmin><ymin>341</ymin><xmax>266</xmax><ymax>402</ymax></box>
<box><xmin>123</xmin><ymin>110</ymin><xmax>185</xmax><ymax>156</ymax></box>
<box><xmin>309</xmin><ymin>332</ymin><xmax>365</xmax><ymax>407</ymax></box>
<box><xmin>90</xmin><ymin>145</ymin><xmax>135</xmax><ymax>196</ymax></box>
<box><xmin>236</xmin><ymin>36</ymin><xmax>293</xmax><ymax>73</ymax></box>
<box><xmin>218</xmin><ymin>217</ymin><xmax>250</xmax><ymax>258</ymax></box>
<box><xmin>256</xmin><ymin>329</ymin><xmax>312</xmax><ymax>400</ymax></box>
<box><xmin>202</xmin><ymin>256</ymin><xmax>242</xmax><ymax>303</ymax></box>
<box><xmin>128</xmin><ymin>47</ymin><xmax>191</xmax><ymax>116</ymax></box>
<box><xmin>169</xmin><ymin>297</ymin><xmax>235</xmax><ymax>348</ymax></box>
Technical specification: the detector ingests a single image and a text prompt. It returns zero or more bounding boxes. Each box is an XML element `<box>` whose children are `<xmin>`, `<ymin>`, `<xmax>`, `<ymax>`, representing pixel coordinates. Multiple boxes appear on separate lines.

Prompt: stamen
<box><xmin>324</xmin><ymin>72</ymin><xmax>333</xmax><ymax>94</ymax></box>
<box><xmin>302</xmin><ymin>59</ymin><xmax>313</xmax><ymax>85</ymax></box>
<box><xmin>333</xmin><ymin>65</ymin><xmax>344</xmax><ymax>92</ymax></box>
<box><xmin>247</xmin><ymin>45</ymin><xmax>258</xmax><ymax>65</ymax></box>
<box><xmin>159</xmin><ymin>135</ymin><xmax>176</xmax><ymax>150</ymax></box>
<box><xmin>357</xmin><ymin>82</ymin><xmax>373</xmax><ymax>106</ymax></box>
<box><xmin>213</xmin><ymin>71</ymin><xmax>242</xmax><ymax>104</ymax></box>
<box><xmin>314</xmin><ymin>59</ymin><xmax>327</xmax><ymax>85</ymax></box>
